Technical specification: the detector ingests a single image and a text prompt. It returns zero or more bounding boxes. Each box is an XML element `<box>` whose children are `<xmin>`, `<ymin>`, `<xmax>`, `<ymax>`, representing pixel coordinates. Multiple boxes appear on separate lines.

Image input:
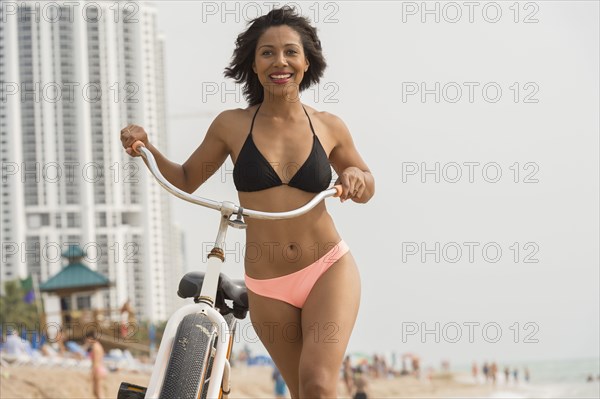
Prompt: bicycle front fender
<box><xmin>144</xmin><ymin>304</ymin><xmax>232</xmax><ymax>399</ymax></box>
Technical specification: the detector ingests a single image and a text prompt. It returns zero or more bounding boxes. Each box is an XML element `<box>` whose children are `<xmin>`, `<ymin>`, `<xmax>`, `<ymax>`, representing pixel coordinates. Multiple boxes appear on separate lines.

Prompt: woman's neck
<box><xmin>259</xmin><ymin>95</ymin><xmax>306</xmax><ymax>121</ymax></box>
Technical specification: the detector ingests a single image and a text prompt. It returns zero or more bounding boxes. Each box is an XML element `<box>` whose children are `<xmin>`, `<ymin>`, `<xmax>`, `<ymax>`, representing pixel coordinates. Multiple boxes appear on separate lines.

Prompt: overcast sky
<box><xmin>150</xmin><ymin>1</ymin><xmax>599</xmax><ymax>367</ymax></box>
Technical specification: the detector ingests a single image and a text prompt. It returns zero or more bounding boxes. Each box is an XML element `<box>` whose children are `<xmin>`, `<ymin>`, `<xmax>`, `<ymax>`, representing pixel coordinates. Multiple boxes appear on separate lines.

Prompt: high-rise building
<box><xmin>1</xmin><ymin>1</ymin><xmax>184</xmax><ymax>322</ymax></box>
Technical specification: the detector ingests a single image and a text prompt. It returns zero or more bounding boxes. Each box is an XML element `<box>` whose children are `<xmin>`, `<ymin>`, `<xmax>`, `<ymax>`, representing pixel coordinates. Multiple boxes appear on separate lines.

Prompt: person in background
<box><xmin>353</xmin><ymin>368</ymin><xmax>369</xmax><ymax>399</ymax></box>
<box><xmin>85</xmin><ymin>330</ymin><xmax>107</xmax><ymax>399</ymax></box>
<box><xmin>524</xmin><ymin>367</ymin><xmax>530</xmax><ymax>382</ymax></box>
<box><xmin>490</xmin><ymin>362</ymin><xmax>498</xmax><ymax>384</ymax></box>
<box><xmin>57</xmin><ymin>332</ymin><xmax>68</xmax><ymax>356</ymax></box>
<box><xmin>400</xmin><ymin>357</ymin><xmax>409</xmax><ymax>376</ymax></box>
<box><xmin>272</xmin><ymin>365</ymin><xmax>287</xmax><ymax>399</ymax></box>
<box><xmin>373</xmin><ymin>354</ymin><xmax>380</xmax><ymax>378</ymax></box>
<box><xmin>411</xmin><ymin>356</ymin><xmax>421</xmax><ymax>379</ymax></box>
<box><xmin>342</xmin><ymin>355</ymin><xmax>354</xmax><ymax>396</ymax></box>
<box><xmin>379</xmin><ymin>355</ymin><xmax>389</xmax><ymax>377</ymax></box>
<box><xmin>504</xmin><ymin>366</ymin><xmax>510</xmax><ymax>384</ymax></box>
<box><xmin>482</xmin><ymin>361</ymin><xmax>489</xmax><ymax>383</ymax></box>
<box><xmin>120</xmin><ymin>298</ymin><xmax>135</xmax><ymax>339</ymax></box>
<box><xmin>471</xmin><ymin>361</ymin><xmax>478</xmax><ymax>382</ymax></box>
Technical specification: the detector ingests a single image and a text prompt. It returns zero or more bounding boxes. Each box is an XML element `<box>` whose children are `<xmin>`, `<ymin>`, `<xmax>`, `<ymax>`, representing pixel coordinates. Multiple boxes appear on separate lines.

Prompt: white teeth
<box><xmin>271</xmin><ymin>74</ymin><xmax>291</xmax><ymax>79</ymax></box>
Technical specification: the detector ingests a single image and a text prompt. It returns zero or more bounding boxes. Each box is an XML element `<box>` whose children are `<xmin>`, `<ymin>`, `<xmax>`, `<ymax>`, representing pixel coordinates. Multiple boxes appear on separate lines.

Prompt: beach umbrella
<box><xmin>349</xmin><ymin>352</ymin><xmax>371</xmax><ymax>368</ymax></box>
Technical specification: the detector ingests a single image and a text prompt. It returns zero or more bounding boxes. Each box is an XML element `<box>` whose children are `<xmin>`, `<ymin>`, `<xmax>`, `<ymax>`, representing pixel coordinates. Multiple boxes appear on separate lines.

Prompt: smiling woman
<box><xmin>223</xmin><ymin>7</ymin><xmax>327</xmax><ymax>107</ymax></box>
<box><xmin>120</xmin><ymin>6</ymin><xmax>374</xmax><ymax>398</ymax></box>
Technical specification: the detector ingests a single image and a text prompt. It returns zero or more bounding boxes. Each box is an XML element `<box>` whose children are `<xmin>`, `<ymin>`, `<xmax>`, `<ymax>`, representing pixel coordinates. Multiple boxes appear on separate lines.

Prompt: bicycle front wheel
<box><xmin>159</xmin><ymin>313</ymin><xmax>217</xmax><ymax>399</ymax></box>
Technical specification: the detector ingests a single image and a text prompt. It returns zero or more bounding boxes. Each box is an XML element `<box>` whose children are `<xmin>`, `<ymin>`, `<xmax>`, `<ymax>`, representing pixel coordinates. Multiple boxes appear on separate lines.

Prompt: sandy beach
<box><xmin>0</xmin><ymin>364</ymin><xmax>503</xmax><ymax>399</ymax></box>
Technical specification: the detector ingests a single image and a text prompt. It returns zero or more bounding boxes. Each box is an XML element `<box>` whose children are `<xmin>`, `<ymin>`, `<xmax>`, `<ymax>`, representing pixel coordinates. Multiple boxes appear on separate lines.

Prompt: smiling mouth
<box><xmin>269</xmin><ymin>73</ymin><xmax>293</xmax><ymax>83</ymax></box>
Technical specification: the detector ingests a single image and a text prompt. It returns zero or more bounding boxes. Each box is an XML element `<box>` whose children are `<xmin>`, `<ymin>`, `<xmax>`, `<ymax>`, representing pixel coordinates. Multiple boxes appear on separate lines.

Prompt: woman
<box><xmin>120</xmin><ymin>7</ymin><xmax>374</xmax><ymax>398</ymax></box>
<box><xmin>352</xmin><ymin>368</ymin><xmax>369</xmax><ymax>399</ymax></box>
<box><xmin>343</xmin><ymin>355</ymin><xmax>354</xmax><ymax>396</ymax></box>
<box><xmin>85</xmin><ymin>330</ymin><xmax>107</xmax><ymax>399</ymax></box>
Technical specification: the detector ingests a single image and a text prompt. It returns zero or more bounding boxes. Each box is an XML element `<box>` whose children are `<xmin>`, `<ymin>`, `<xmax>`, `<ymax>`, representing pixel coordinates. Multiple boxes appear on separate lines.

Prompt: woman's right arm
<box><xmin>120</xmin><ymin>111</ymin><xmax>231</xmax><ymax>193</ymax></box>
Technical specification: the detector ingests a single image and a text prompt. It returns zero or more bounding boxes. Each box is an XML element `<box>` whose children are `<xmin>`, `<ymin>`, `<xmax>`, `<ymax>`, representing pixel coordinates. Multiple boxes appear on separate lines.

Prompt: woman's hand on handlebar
<box><xmin>120</xmin><ymin>124</ymin><xmax>149</xmax><ymax>157</ymax></box>
<box><xmin>337</xmin><ymin>166</ymin><xmax>367</xmax><ymax>202</ymax></box>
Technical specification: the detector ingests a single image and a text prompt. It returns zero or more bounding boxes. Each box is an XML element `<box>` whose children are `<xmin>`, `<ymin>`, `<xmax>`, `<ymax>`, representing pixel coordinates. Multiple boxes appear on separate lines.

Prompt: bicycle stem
<box><xmin>198</xmin><ymin>206</ymin><xmax>234</xmax><ymax>306</ymax></box>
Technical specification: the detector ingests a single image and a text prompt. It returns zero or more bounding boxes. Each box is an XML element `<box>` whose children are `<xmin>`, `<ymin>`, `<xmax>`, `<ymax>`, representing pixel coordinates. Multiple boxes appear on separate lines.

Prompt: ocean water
<box><xmin>456</xmin><ymin>357</ymin><xmax>600</xmax><ymax>398</ymax></box>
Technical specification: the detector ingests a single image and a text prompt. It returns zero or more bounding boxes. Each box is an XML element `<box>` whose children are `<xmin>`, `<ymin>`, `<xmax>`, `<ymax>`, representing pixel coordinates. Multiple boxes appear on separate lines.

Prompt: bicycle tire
<box><xmin>159</xmin><ymin>312</ymin><xmax>237</xmax><ymax>399</ymax></box>
<box><xmin>159</xmin><ymin>313</ymin><xmax>217</xmax><ymax>399</ymax></box>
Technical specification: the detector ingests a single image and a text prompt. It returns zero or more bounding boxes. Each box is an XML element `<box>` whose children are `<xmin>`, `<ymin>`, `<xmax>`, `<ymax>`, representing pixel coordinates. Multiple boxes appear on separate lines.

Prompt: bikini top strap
<box><xmin>302</xmin><ymin>105</ymin><xmax>316</xmax><ymax>136</ymax></box>
<box><xmin>249</xmin><ymin>103</ymin><xmax>262</xmax><ymax>135</ymax></box>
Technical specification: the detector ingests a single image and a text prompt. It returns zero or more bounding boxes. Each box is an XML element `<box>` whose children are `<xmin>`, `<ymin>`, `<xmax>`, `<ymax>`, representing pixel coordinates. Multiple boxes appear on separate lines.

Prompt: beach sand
<box><xmin>0</xmin><ymin>365</ymin><xmax>503</xmax><ymax>398</ymax></box>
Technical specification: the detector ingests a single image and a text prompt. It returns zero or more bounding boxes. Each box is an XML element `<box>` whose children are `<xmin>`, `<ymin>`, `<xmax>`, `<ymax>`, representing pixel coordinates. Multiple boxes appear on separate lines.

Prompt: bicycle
<box><xmin>117</xmin><ymin>140</ymin><xmax>343</xmax><ymax>399</ymax></box>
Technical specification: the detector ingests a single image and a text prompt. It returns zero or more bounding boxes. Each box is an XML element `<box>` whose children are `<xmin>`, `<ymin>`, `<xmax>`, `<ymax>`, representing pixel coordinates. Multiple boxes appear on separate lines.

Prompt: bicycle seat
<box><xmin>178</xmin><ymin>271</ymin><xmax>249</xmax><ymax>311</ymax></box>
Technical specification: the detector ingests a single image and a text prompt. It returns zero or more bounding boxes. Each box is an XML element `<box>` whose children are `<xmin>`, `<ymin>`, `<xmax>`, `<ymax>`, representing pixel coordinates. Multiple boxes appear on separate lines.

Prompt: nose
<box><xmin>274</xmin><ymin>51</ymin><xmax>288</xmax><ymax>67</ymax></box>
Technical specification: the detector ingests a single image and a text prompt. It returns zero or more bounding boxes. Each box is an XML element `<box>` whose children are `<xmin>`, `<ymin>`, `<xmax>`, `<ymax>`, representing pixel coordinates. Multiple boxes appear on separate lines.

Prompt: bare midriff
<box><xmin>239</xmin><ymin>186</ymin><xmax>342</xmax><ymax>280</ymax></box>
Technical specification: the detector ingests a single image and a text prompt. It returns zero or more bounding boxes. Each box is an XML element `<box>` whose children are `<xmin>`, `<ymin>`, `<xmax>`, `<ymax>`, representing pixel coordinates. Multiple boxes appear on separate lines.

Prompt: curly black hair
<box><xmin>224</xmin><ymin>6</ymin><xmax>327</xmax><ymax>106</ymax></box>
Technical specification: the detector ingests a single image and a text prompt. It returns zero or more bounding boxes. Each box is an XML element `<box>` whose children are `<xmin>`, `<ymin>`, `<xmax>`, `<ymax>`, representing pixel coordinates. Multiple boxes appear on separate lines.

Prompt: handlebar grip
<box><xmin>333</xmin><ymin>184</ymin><xmax>343</xmax><ymax>197</ymax></box>
<box><xmin>132</xmin><ymin>140</ymin><xmax>145</xmax><ymax>155</ymax></box>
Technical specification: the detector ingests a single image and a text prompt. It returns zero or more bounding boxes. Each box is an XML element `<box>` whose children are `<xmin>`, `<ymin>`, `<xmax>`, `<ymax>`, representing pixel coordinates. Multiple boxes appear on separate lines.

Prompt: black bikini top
<box><xmin>233</xmin><ymin>104</ymin><xmax>332</xmax><ymax>193</ymax></box>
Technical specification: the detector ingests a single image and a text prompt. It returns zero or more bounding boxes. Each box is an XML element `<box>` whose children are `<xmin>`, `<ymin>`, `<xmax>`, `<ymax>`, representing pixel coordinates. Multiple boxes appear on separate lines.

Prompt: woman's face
<box><xmin>253</xmin><ymin>25</ymin><xmax>310</xmax><ymax>101</ymax></box>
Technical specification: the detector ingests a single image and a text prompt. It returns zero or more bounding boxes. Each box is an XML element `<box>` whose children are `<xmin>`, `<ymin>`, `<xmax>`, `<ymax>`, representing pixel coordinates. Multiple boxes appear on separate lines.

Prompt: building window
<box><xmin>66</xmin><ymin>212</ymin><xmax>80</xmax><ymax>228</ymax></box>
<box><xmin>96</xmin><ymin>212</ymin><xmax>106</xmax><ymax>227</ymax></box>
<box><xmin>76</xmin><ymin>295</ymin><xmax>91</xmax><ymax>310</ymax></box>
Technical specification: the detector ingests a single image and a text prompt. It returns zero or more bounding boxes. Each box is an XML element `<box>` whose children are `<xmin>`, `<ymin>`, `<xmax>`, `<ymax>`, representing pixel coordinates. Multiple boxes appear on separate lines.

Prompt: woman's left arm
<box><xmin>326</xmin><ymin>113</ymin><xmax>375</xmax><ymax>204</ymax></box>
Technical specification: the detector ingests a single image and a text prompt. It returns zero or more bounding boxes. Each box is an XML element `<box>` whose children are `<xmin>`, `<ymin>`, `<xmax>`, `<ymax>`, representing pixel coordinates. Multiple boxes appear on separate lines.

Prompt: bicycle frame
<box><xmin>132</xmin><ymin>141</ymin><xmax>342</xmax><ymax>399</ymax></box>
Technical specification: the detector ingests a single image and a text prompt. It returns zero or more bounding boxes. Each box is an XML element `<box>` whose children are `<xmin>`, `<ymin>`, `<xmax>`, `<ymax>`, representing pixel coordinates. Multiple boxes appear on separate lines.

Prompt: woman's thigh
<box><xmin>247</xmin><ymin>290</ymin><xmax>304</xmax><ymax>398</ymax></box>
<box><xmin>299</xmin><ymin>251</ymin><xmax>361</xmax><ymax>392</ymax></box>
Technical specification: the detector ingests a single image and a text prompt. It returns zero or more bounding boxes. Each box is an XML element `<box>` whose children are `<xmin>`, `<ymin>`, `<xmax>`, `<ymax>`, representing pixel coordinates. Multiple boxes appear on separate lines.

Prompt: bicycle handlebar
<box><xmin>131</xmin><ymin>140</ymin><xmax>343</xmax><ymax>220</ymax></box>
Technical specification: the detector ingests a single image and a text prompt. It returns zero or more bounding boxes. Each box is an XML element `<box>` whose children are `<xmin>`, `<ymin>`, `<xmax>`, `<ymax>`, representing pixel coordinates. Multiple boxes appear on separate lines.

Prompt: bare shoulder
<box><xmin>210</xmin><ymin>107</ymin><xmax>247</xmax><ymax>132</ymax></box>
<box><xmin>207</xmin><ymin>106</ymin><xmax>257</xmax><ymax>146</ymax></box>
<box><xmin>304</xmin><ymin>104</ymin><xmax>371</xmax><ymax>177</ymax></box>
<box><xmin>303</xmin><ymin>105</ymin><xmax>351</xmax><ymax>145</ymax></box>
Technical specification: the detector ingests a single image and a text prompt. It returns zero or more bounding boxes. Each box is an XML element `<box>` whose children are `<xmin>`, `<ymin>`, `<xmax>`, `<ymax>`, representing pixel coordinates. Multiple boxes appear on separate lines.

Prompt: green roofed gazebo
<box><xmin>40</xmin><ymin>245</ymin><xmax>111</xmax><ymax>341</ymax></box>
<box><xmin>40</xmin><ymin>245</ymin><xmax>110</xmax><ymax>295</ymax></box>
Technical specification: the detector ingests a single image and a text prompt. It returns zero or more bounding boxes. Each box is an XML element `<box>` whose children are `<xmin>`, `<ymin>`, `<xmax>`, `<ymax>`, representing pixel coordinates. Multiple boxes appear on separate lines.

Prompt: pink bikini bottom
<box><xmin>93</xmin><ymin>365</ymin><xmax>108</xmax><ymax>378</ymax></box>
<box><xmin>244</xmin><ymin>240</ymin><xmax>350</xmax><ymax>309</ymax></box>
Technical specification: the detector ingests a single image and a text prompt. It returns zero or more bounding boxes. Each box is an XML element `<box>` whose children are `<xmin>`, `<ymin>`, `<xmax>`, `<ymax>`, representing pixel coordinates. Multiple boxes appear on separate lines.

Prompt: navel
<box><xmin>283</xmin><ymin>242</ymin><xmax>302</xmax><ymax>263</ymax></box>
